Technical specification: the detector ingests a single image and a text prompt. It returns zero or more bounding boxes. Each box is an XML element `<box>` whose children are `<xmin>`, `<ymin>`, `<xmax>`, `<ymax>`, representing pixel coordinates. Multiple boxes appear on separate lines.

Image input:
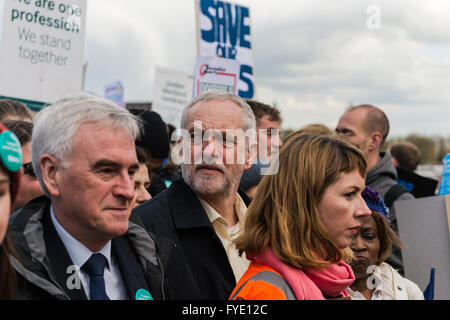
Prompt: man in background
<box><xmin>336</xmin><ymin>104</ymin><xmax>414</xmax><ymax>275</ymax></box>
<box><xmin>389</xmin><ymin>141</ymin><xmax>438</xmax><ymax>198</ymax></box>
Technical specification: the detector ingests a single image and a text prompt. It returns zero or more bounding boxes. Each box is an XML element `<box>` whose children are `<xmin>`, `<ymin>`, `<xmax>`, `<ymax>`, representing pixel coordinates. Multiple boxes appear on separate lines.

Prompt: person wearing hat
<box><xmin>128</xmin><ymin>109</ymin><xmax>180</xmax><ymax>196</ymax></box>
<box><xmin>348</xmin><ymin>186</ymin><xmax>424</xmax><ymax>300</ymax></box>
<box><xmin>0</xmin><ymin>123</ymin><xmax>23</xmax><ymax>299</ymax></box>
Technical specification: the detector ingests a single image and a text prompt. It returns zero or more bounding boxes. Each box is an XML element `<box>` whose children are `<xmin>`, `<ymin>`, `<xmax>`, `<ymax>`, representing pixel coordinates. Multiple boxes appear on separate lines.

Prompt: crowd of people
<box><xmin>0</xmin><ymin>90</ymin><xmax>433</xmax><ymax>300</ymax></box>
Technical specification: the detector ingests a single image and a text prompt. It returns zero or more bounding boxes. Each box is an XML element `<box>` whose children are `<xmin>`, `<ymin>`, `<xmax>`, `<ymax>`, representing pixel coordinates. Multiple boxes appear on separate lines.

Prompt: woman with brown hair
<box><xmin>230</xmin><ymin>134</ymin><xmax>371</xmax><ymax>300</ymax></box>
<box><xmin>348</xmin><ymin>186</ymin><xmax>423</xmax><ymax>300</ymax></box>
<box><xmin>0</xmin><ymin>123</ymin><xmax>22</xmax><ymax>299</ymax></box>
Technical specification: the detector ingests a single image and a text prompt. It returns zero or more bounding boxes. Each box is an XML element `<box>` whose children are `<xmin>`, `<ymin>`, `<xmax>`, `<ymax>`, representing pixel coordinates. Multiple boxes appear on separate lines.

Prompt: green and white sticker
<box><xmin>135</xmin><ymin>289</ymin><xmax>153</xmax><ymax>301</ymax></box>
<box><xmin>0</xmin><ymin>131</ymin><xmax>22</xmax><ymax>172</ymax></box>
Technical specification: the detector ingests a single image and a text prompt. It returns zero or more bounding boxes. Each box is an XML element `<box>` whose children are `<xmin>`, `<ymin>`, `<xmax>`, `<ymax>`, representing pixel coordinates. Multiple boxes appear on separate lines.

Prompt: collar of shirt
<box><xmin>347</xmin><ymin>270</ymin><xmax>385</xmax><ymax>300</ymax></box>
<box><xmin>347</xmin><ymin>287</ymin><xmax>383</xmax><ymax>300</ymax></box>
<box><xmin>198</xmin><ymin>193</ymin><xmax>246</xmax><ymax>229</ymax></box>
<box><xmin>50</xmin><ymin>205</ymin><xmax>112</xmax><ymax>270</ymax></box>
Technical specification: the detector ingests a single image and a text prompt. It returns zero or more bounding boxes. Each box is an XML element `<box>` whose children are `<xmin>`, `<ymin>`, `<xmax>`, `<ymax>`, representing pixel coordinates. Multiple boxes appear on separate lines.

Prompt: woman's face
<box><xmin>318</xmin><ymin>169</ymin><xmax>371</xmax><ymax>249</ymax></box>
<box><xmin>132</xmin><ymin>163</ymin><xmax>151</xmax><ymax>208</ymax></box>
<box><xmin>0</xmin><ymin>168</ymin><xmax>11</xmax><ymax>244</ymax></box>
<box><xmin>350</xmin><ymin>215</ymin><xmax>381</xmax><ymax>279</ymax></box>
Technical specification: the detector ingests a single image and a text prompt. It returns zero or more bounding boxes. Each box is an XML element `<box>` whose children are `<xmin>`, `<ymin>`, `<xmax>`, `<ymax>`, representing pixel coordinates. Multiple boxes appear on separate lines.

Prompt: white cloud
<box><xmin>2</xmin><ymin>0</ymin><xmax>450</xmax><ymax>136</ymax></box>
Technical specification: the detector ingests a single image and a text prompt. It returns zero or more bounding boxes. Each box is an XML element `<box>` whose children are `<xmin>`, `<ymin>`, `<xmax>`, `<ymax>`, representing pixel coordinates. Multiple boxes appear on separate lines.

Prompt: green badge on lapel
<box><xmin>0</xmin><ymin>131</ymin><xmax>22</xmax><ymax>172</ymax></box>
<box><xmin>135</xmin><ymin>289</ymin><xmax>153</xmax><ymax>300</ymax></box>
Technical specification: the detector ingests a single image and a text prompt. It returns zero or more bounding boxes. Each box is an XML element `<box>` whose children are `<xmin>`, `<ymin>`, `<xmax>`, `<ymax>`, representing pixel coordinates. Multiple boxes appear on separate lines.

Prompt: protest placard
<box><xmin>104</xmin><ymin>80</ymin><xmax>125</xmax><ymax>108</ymax></box>
<box><xmin>152</xmin><ymin>66</ymin><xmax>194</xmax><ymax>127</ymax></box>
<box><xmin>196</xmin><ymin>0</ymin><xmax>254</xmax><ymax>99</ymax></box>
<box><xmin>0</xmin><ymin>0</ymin><xmax>87</xmax><ymax>109</ymax></box>
<box><xmin>395</xmin><ymin>196</ymin><xmax>450</xmax><ymax>299</ymax></box>
<box><xmin>193</xmin><ymin>55</ymin><xmax>240</xmax><ymax>97</ymax></box>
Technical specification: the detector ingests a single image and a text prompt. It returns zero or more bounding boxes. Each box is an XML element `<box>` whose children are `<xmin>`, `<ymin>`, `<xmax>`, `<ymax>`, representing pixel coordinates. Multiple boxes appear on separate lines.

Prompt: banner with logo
<box><xmin>196</xmin><ymin>0</ymin><xmax>254</xmax><ymax>99</ymax></box>
<box><xmin>193</xmin><ymin>55</ymin><xmax>240</xmax><ymax>98</ymax></box>
<box><xmin>0</xmin><ymin>0</ymin><xmax>87</xmax><ymax>106</ymax></box>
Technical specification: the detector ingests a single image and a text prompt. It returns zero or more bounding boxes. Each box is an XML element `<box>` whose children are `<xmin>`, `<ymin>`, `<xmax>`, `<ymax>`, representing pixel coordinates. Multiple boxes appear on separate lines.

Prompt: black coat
<box><xmin>9</xmin><ymin>197</ymin><xmax>172</xmax><ymax>300</ymax></box>
<box><xmin>133</xmin><ymin>179</ymin><xmax>251</xmax><ymax>300</ymax></box>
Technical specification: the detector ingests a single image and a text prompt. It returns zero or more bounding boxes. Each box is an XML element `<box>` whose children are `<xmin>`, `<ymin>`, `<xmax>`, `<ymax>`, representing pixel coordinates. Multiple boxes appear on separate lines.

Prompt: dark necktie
<box><xmin>82</xmin><ymin>253</ymin><xmax>110</xmax><ymax>300</ymax></box>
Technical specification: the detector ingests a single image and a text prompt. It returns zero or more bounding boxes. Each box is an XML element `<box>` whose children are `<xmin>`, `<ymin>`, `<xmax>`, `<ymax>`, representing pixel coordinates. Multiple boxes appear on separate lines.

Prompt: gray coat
<box><xmin>366</xmin><ymin>151</ymin><xmax>414</xmax><ymax>275</ymax></box>
<box><xmin>9</xmin><ymin>196</ymin><xmax>173</xmax><ymax>300</ymax></box>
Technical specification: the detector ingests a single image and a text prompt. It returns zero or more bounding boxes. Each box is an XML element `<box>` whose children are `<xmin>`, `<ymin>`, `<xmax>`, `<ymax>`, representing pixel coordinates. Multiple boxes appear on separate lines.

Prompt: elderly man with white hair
<box><xmin>9</xmin><ymin>93</ymin><xmax>171</xmax><ymax>300</ymax></box>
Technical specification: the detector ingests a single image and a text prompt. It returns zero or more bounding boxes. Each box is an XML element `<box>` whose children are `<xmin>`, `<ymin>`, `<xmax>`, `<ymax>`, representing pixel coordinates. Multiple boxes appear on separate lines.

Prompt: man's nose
<box><xmin>113</xmin><ymin>174</ymin><xmax>135</xmax><ymax>201</ymax></box>
<box><xmin>277</xmin><ymin>136</ymin><xmax>283</xmax><ymax>148</ymax></box>
<box><xmin>202</xmin><ymin>137</ymin><xmax>220</xmax><ymax>162</ymax></box>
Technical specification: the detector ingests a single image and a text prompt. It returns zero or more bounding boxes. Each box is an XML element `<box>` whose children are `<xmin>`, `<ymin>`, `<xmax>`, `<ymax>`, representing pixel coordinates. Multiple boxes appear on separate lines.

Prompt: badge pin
<box><xmin>135</xmin><ymin>289</ymin><xmax>153</xmax><ymax>300</ymax></box>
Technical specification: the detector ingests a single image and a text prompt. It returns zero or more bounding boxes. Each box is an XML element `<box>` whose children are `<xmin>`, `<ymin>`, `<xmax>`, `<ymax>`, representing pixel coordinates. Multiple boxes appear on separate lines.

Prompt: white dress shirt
<box><xmin>198</xmin><ymin>194</ymin><xmax>250</xmax><ymax>282</ymax></box>
<box><xmin>50</xmin><ymin>206</ymin><xmax>127</xmax><ymax>300</ymax></box>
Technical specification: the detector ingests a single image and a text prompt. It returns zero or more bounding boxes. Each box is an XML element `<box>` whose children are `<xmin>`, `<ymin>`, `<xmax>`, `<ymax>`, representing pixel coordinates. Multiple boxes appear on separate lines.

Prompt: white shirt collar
<box><xmin>198</xmin><ymin>193</ymin><xmax>247</xmax><ymax>227</ymax></box>
<box><xmin>50</xmin><ymin>205</ymin><xmax>111</xmax><ymax>270</ymax></box>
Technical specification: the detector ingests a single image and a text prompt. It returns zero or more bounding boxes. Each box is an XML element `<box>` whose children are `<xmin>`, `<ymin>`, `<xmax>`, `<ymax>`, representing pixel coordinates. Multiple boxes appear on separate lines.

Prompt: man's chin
<box><xmin>192</xmin><ymin>179</ymin><xmax>230</xmax><ymax>197</ymax></box>
<box><xmin>105</xmin><ymin>223</ymin><xmax>129</xmax><ymax>238</ymax></box>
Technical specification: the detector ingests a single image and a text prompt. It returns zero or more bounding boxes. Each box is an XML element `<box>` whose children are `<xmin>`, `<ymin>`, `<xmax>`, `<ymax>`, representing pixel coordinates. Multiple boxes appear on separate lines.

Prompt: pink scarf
<box><xmin>249</xmin><ymin>247</ymin><xmax>355</xmax><ymax>300</ymax></box>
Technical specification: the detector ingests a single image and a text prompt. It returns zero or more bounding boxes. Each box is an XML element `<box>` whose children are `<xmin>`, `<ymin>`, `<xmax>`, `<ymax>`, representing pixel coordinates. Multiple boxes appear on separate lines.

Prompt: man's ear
<box><xmin>368</xmin><ymin>132</ymin><xmax>383</xmax><ymax>152</ymax></box>
<box><xmin>40</xmin><ymin>154</ymin><xmax>61</xmax><ymax>197</ymax></box>
<box><xmin>177</xmin><ymin>137</ymin><xmax>183</xmax><ymax>159</ymax></box>
<box><xmin>245</xmin><ymin>141</ymin><xmax>258</xmax><ymax>170</ymax></box>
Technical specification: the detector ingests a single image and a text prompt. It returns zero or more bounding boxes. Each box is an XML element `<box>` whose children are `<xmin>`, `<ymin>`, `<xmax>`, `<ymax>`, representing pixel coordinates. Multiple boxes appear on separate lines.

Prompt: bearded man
<box><xmin>133</xmin><ymin>90</ymin><xmax>256</xmax><ymax>299</ymax></box>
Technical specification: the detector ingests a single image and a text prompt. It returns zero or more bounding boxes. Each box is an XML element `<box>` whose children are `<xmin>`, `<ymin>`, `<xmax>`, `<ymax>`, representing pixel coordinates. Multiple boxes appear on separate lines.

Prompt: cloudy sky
<box><xmin>3</xmin><ymin>1</ymin><xmax>450</xmax><ymax>137</ymax></box>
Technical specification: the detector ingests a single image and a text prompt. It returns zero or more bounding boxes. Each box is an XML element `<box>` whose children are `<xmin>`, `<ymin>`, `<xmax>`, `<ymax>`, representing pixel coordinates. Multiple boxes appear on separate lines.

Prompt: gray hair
<box><xmin>180</xmin><ymin>90</ymin><xmax>256</xmax><ymax>131</ymax></box>
<box><xmin>32</xmin><ymin>92</ymin><xmax>141</xmax><ymax>196</ymax></box>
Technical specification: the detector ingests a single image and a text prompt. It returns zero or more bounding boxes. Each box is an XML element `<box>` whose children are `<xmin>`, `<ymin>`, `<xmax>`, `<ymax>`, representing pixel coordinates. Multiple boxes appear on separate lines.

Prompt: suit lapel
<box><xmin>111</xmin><ymin>236</ymin><xmax>150</xmax><ymax>300</ymax></box>
<box><xmin>42</xmin><ymin>209</ymin><xmax>88</xmax><ymax>300</ymax></box>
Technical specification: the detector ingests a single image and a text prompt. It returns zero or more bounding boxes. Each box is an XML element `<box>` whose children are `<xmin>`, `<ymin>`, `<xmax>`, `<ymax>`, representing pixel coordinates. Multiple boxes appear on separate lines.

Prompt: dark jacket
<box><xmin>9</xmin><ymin>197</ymin><xmax>173</xmax><ymax>300</ymax></box>
<box><xmin>366</xmin><ymin>152</ymin><xmax>415</xmax><ymax>275</ymax></box>
<box><xmin>133</xmin><ymin>179</ymin><xmax>251</xmax><ymax>300</ymax></box>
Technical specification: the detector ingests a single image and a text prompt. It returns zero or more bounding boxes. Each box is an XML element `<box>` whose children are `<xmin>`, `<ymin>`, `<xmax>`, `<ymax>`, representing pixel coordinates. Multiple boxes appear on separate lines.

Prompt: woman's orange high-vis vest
<box><xmin>229</xmin><ymin>262</ymin><xmax>295</xmax><ymax>300</ymax></box>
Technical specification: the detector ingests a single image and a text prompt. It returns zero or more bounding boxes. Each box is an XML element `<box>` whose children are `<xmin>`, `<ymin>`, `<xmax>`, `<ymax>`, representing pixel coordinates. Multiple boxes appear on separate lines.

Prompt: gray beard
<box><xmin>181</xmin><ymin>164</ymin><xmax>235</xmax><ymax>198</ymax></box>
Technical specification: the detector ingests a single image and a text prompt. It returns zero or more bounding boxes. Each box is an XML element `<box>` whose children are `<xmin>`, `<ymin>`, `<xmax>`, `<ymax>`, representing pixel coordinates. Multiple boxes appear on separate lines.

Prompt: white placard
<box><xmin>395</xmin><ymin>195</ymin><xmax>450</xmax><ymax>300</ymax></box>
<box><xmin>0</xmin><ymin>0</ymin><xmax>87</xmax><ymax>104</ymax></box>
<box><xmin>152</xmin><ymin>66</ymin><xmax>194</xmax><ymax>127</ymax></box>
<box><xmin>193</xmin><ymin>55</ymin><xmax>240</xmax><ymax>98</ymax></box>
<box><xmin>196</xmin><ymin>0</ymin><xmax>254</xmax><ymax>99</ymax></box>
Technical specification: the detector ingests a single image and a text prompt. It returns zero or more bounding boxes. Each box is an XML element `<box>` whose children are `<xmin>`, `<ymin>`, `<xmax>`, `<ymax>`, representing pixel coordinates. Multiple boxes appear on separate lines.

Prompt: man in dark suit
<box><xmin>9</xmin><ymin>93</ymin><xmax>171</xmax><ymax>300</ymax></box>
<box><xmin>133</xmin><ymin>90</ymin><xmax>256</xmax><ymax>299</ymax></box>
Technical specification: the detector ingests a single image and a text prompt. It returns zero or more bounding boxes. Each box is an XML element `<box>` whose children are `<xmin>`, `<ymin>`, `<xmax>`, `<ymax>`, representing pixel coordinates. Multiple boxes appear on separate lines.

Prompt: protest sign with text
<box><xmin>0</xmin><ymin>0</ymin><xmax>87</xmax><ymax>107</ymax></box>
<box><xmin>196</xmin><ymin>0</ymin><xmax>254</xmax><ymax>99</ymax></box>
<box><xmin>193</xmin><ymin>55</ymin><xmax>240</xmax><ymax>98</ymax></box>
<box><xmin>152</xmin><ymin>66</ymin><xmax>194</xmax><ymax>127</ymax></box>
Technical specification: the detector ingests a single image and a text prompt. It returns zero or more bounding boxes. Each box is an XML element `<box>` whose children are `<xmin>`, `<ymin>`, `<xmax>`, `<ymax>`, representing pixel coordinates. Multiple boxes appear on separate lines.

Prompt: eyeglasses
<box><xmin>23</xmin><ymin>162</ymin><xmax>36</xmax><ymax>178</ymax></box>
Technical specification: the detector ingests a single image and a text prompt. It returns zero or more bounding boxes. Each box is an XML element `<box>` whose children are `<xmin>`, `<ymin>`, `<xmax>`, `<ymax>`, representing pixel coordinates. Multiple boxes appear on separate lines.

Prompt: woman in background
<box><xmin>348</xmin><ymin>186</ymin><xmax>424</xmax><ymax>300</ymax></box>
<box><xmin>0</xmin><ymin>123</ymin><xmax>23</xmax><ymax>299</ymax></box>
<box><xmin>132</xmin><ymin>147</ymin><xmax>152</xmax><ymax>208</ymax></box>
